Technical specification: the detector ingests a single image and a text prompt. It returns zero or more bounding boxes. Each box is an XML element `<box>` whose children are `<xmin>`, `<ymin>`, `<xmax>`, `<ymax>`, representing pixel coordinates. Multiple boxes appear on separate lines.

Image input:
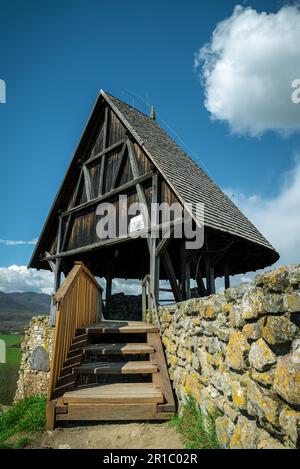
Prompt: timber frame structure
<box><xmin>30</xmin><ymin>90</ymin><xmax>279</xmax><ymax>320</ymax></box>
<box><xmin>29</xmin><ymin>90</ymin><xmax>279</xmax><ymax>427</ymax></box>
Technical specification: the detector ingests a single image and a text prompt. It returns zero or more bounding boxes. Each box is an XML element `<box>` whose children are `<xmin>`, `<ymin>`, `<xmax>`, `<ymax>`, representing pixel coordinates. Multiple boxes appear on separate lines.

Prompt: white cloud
<box><xmin>0</xmin><ymin>265</ymin><xmax>53</xmax><ymax>294</ymax></box>
<box><xmin>195</xmin><ymin>4</ymin><xmax>300</xmax><ymax>136</ymax></box>
<box><xmin>225</xmin><ymin>157</ymin><xmax>300</xmax><ymax>265</ymax></box>
<box><xmin>0</xmin><ymin>238</ymin><xmax>37</xmax><ymax>246</ymax></box>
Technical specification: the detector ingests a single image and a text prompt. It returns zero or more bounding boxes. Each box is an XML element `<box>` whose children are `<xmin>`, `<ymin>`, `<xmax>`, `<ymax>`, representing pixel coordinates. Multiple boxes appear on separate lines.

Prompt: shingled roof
<box><xmin>103</xmin><ymin>91</ymin><xmax>276</xmax><ymax>253</ymax></box>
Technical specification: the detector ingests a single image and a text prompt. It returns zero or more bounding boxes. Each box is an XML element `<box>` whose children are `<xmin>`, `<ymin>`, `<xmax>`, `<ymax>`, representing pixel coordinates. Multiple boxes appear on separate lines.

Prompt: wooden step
<box><xmin>73</xmin><ymin>360</ymin><xmax>158</xmax><ymax>375</ymax></box>
<box><xmin>63</xmin><ymin>383</ymin><xmax>164</xmax><ymax>404</ymax></box>
<box><xmin>83</xmin><ymin>343</ymin><xmax>154</xmax><ymax>356</ymax></box>
<box><xmin>78</xmin><ymin>321</ymin><xmax>159</xmax><ymax>334</ymax></box>
<box><xmin>56</xmin><ymin>403</ymin><xmax>173</xmax><ymax>421</ymax></box>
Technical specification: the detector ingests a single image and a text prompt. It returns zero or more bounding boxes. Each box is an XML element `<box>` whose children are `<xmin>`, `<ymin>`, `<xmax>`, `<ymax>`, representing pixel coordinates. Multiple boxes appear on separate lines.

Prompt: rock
<box><xmin>229</xmin><ymin>303</ymin><xmax>245</xmax><ymax>328</ymax></box>
<box><xmin>198</xmin><ymin>349</ymin><xmax>214</xmax><ymax>378</ymax></box>
<box><xmin>241</xmin><ymin>290</ymin><xmax>264</xmax><ymax>319</ymax></box>
<box><xmin>261</xmin><ymin>294</ymin><xmax>284</xmax><ymax>313</ymax></box>
<box><xmin>274</xmin><ymin>353</ymin><xmax>300</xmax><ymax>405</ymax></box>
<box><xmin>58</xmin><ymin>444</ymin><xmax>71</xmax><ymax>449</ymax></box>
<box><xmin>184</xmin><ymin>372</ymin><xmax>201</xmax><ymax>403</ymax></box>
<box><xmin>225</xmin><ymin>331</ymin><xmax>250</xmax><ymax>371</ymax></box>
<box><xmin>279</xmin><ymin>408</ymin><xmax>300</xmax><ymax>446</ymax></box>
<box><xmin>248</xmin><ymin>338</ymin><xmax>277</xmax><ymax>371</ymax></box>
<box><xmin>283</xmin><ymin>292</ymin><xmax>300</xmax><ymax>313</ymax></box>
<box><xmin>257</xmin><ymin>430</ymin><xmax>286</xmax><ymax>449</ymax></box>
<box><xmin>288</xmin><ymin>266</ymin><xmax>300</xmax><ymax>287</ymax></box>
<box><xmin>211</xmin><ymin>372</ymin><xmax>232</xmax><ymax>397</ymax></box>
<box><xmin>215</xmin><ymin>416</ymin><xmax>235</xmax><ymax>449</ymax></box>
<box><xmin>225</xmin><ymin>283</ymin><xmax>253</xmax><ymax>302</ymax></box>
<box><xmin>258</xmin><ymin>315</ymin><xmax>298</xmax><ymax>345</ymax></box>
<box><xmin>255</xmin><ymin>266</ymin><xmax>289</xmax><ymax>292</ymax></box>
<box><xmin>229</xmin><ymin>416</ymin><xmax>259</xmax><ymax>449</ymax></box>
<box><xmin>242</xmin><ymin>322</ymin><xmax>261</xmax><ymax>340</ymax></box>
<box><xmin>231</xmin><ymin>381</ymin><xmax>248</xmax><ymax>410</ymax></box>
<box><xmin>247</xmin><ymin>382</ymin><xmax>281</xmax><ymax>426</ymax></box>
<box><xmin>251</xmin><ymin>369</ymin><xmax>274</xmax><ymax>387</ymax></box>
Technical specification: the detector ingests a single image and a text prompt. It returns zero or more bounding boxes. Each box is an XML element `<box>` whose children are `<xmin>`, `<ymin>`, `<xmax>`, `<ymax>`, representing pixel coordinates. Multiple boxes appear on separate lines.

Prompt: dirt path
<box><xmin>31</xmin><ymin>422</ymin><xmax>183</xmax><ymax>449</ymax></box>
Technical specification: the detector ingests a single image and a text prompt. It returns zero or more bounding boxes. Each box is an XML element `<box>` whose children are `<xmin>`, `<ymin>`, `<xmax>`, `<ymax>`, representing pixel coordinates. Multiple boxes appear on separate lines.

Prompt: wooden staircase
<box><xmin>47</xmin><ymin>287</ymin><xmax>175</xmax><ymax>429</ymax></box>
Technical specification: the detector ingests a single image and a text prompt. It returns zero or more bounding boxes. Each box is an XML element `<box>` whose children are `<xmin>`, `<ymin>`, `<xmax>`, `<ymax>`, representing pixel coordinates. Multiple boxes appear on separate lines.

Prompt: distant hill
<box><xmin>0</xmin><ymin>291</ymin><xmax>51</xmax><ymax>333</ymax></box>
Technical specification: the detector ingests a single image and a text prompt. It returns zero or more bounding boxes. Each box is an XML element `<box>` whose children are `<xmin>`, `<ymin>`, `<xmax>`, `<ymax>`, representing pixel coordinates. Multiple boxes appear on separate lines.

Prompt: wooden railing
<box><xmin>48</xmin><ymin>261</ymin><xmax>102</xmax><ymax>400</ymax></box>
<box><xmin>142</xmin><ymin>275</ymin><xmax>161</xmax><ymax>330</ymax></box>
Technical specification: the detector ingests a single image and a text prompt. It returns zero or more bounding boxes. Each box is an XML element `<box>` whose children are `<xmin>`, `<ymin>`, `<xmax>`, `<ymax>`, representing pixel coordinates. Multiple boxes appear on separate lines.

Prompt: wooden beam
<box><xmin>102</xmin><ymin>106</ymin><xmax>108</xmax><ymax>152</ymax></box>
<box><xmin>150</xmin><ymin>174</ymin><xmax>160</xmax><ymax>307</ymax></box>
<box><xmin>180</xmin><ymin>241</ymin><xmax>187</xmax><ymax>301</ymax></box>
<box><xmin>155</xmin><ymin>228</ymin><xmax>173</xmax><ymax>257</ymax></box>
<box><xmin>82</xmin><ymin>165</ymin><xmax>92</xmax><ymax>201</ymax></box>
<box><xmin>191</xmin><ymin>257</ymin><xmax>206</xmax><ymax>297</ymax></box>
<box><xmin>62</xmin><ymin>171</ymin><xmax>154</xmax><ymax>218</ymax></box>
<box><xmin>161</xmin><ymin>249</ymin><xmax>182</xmax><ymax>302</ymax></box>
<box><xmin>85</xmin><ymin>137</ymin><xmax>126</xmax><ymax>166</ymax></box>
<box><xmin>111</xmin><ymin>142</ymin><xmax>127</xmax><ymax>189</ymax></box>
<box><xmin>224</xmin><ymin>261</ymin><xmax>230</xmax><ymax>290</ymax></box>
<box><xmin>127</xmin><ymin>140</ymin><xmax>151</xmax><ymax>232</ymax></box>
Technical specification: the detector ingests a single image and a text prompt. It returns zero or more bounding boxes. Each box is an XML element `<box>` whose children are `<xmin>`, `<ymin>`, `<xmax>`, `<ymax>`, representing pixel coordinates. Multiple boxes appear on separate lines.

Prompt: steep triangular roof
<box><xmin>103</xmin><ymin>91</ymin><xmax>275</xmax><ymax>251</ymax></box>
<box><xmin>29</xmin><ymin>90</ymin><xmax>279</xmax><ymax>269</ymax></box>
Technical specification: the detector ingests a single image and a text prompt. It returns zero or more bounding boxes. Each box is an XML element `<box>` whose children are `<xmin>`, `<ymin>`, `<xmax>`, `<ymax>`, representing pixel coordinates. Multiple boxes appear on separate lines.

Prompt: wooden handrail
<box><xmin>48</xmin><ymin>262</ymin><xmax>102</xmax><ymax>400</ymax></box>
<box><xmin>142</xmin><ymin>275</ymin><xmax>161</xmax><ymax>330</ymax></box>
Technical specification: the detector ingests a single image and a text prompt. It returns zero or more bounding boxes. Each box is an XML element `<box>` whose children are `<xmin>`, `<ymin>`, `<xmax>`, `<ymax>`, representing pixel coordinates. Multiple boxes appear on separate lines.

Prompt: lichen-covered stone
<box><xmin>251</xmin><ymin>369</ymin><xmax>274</xmax><ymax>386</ymax></box>
<box><xmin>289</xmin><ymin>266</ymin><xmax>300</xmax><ymax>287</ymax></box>
<box><xmin>15</xmin><ymin>316</ymin><xmax>54</xmax><ymax>402</ymax></box>
<box><xmin>225</xmin><ymin>283</ymin><xmax>253</xmax><ymax>302</ymax></box>
<box><xmin>259</xmin><ymin>315</ymin><xmax>298</xmax><ymax>345</ymax></box>
<box><xmin>279</xmin><ymin>408</ymin><xmax>300</xmax><ymax>445</ymax></box>
<box><xmin>261</xmin><ymin>294</ymin><xmax>285</xmax><ymax>313</ymax></box>
<box><xmin>232</xmin><ymin>381</ymin><xmax>248</xmax><ymax>410</ymax></box>
<box><xmin>257</xmin><ymin>430</ymin><xmax>286</xmax><ymax>449</ymax></box>
<box><xmin>274</xmin><ymin>353</ymin><xmax>300</xmax><ymax>405</ymax></box>
<box><xmin>241</xmin><ymin>289</ymin><xmax>264</xmax><ymax>319</ymax></box>
<box><xmin>242</xmin><ymin>322</ymin><xmax>261</xmax><ymax>340</ymax></box>
<box><xmin>283</xmin><ymin>292</ymin><xmax>300</xmax><ymax>313</ymax></box>
<box><xmin>247</xmin><ymin>382</ymin><xmax>281</xmax><ymax>426</ymax></box>
<box><xmin>184</xmin><ymin>372</ymin><xmax>201</xmax><ymax>403</ymax></box>
<box><xmin>229</xmin><ymin>303</ymin><xmax>245</xmax><ymax>328</ymax></box>
<box><xmin>255</xmin><ymin>266</ymin><xmax>289</xmax><ymax>292</ymax></box>
<box><xmin>215</xmin><ymin>416</ymin><xmax>235</xmax><ymax>449</ymax></box>
<box><xmin>198</xmin><ymin>349</ymin><xmax>214</xmax><ymax>378</ymax></box>
<box><xmin>248</xmin><ymin>338</ymin><xmax>277</xmax><ymax>371</ymax></box>
<box><xmin>225</xmin><ymin>331</ymin><xmax>250</xmax><ymax>370</ymax></box>
<box><xmin>229</xmin><ymin>416</ymin><xmax>258</xmax><ymax>449</ymax></box>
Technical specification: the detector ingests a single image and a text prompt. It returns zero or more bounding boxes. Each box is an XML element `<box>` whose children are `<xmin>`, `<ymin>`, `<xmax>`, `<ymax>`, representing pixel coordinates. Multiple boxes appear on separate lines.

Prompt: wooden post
<box><xmin>150</xmin><ymin>174</ymin><xmax>160</xmax><ymax>308</ymax></box>
<box><xmin>224</xmin><ymin>261</ymin><xmax>230</xmax><ymax>290</ymax></box>
<box><xmin>205</xmin><ymin>254</ymin><xmax>215</xmax><ymax>295</ymax></box>
<box><xmin>186</xmin><ymin>257</ymin><xmax>191</xmax><ymax>300</ymax></box>
<box><xmin>106</xmin><ymin>276</ymin><xmax>112</xmax><ymax>305</ymax></box>
<box><xmin>180</xmin><ymin>240</ymin><xmax>187</xmax><ymax>300</ymax></box>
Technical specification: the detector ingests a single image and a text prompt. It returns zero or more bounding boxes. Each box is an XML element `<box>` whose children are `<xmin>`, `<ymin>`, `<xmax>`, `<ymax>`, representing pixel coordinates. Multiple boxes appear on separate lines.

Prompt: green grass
<box><xmin>0</xmin><ymin>335</ymin><xmax>23</xmax><ymax>348</ymax></box>
<box><xmin>0</xmin><ymin>334</ymin><xmax>23</xmax><ymax>404</ymax></box>
<box><xmin>0</xmin><ymin>395</ymin><xmax>46</xmax><ymax>448</ymax></box>
<box><xmin>170</xmin><ymin>397</ymin><xmax>220</xmax><ymax>449</ymax></box>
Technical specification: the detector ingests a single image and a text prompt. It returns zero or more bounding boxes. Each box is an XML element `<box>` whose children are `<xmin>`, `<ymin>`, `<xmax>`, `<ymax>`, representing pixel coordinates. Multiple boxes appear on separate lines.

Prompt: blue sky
<box><xmin>0</xmin><ymin>0</ymin><xmax>300</xmax><ymax>293</ymax></box>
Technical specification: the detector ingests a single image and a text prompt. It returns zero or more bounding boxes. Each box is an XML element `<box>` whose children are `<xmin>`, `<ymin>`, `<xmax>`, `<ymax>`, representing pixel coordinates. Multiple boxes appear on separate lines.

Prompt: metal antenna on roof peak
<box><xmin>150</xmin><ymin>106</ymin><xmax>156</xmax><ymax>120</ymax></box>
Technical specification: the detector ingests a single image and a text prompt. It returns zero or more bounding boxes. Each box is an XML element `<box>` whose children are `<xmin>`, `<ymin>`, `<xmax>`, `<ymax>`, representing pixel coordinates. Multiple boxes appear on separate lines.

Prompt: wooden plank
<box><xmin>83</xmin><ymin>343</ymin><xmax>154</xmax><ymax>355</ymax></box>
<box><xmin>82</xmin><ymin>165</ymin><xmax>92</xmax><ymax>201</ymax></box>
<box><xmin>73</xmin><ymin>360</ymin><xmax>158</xmax><ymax>375</ymax></box>
<box><xmin>56</xmin><ymin>403</ymin><xmax>172</xmax><ymax>421</ymax></box>
<box><xmin>46</xmin><ymin>400</ymin><xmax>57</xmax><ymax>430</ymax></box>
<box><xmin>80</xmin><ymin>321</ymin><xmax>159</xmax><ymax>334</ymax></box>
<box><xmin>102</xmin><ymin>106</ymin><xmax>108</xmax><ymax>152</ymax></box>
<box><xmin>63</xmin><ymin>383</ymin><xmax>164</xmax><ymax>404</ymax></box>
<box><xmin>147</xmin><ymin>332</ymin><xmax>176</xmax><ymax>413</ymax></box>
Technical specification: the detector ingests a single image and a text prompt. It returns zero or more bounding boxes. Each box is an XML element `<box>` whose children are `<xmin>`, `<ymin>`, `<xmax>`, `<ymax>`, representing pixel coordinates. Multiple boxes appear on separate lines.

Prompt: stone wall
<box><xmin>14</xmin><ymin>316</ymin><xmax>54</xmax><ymax>402</ymax></box>
<box><xmin>153</xmin><ymin>265</ymin><xmax>300</xmax><ymax>449</ymax></box>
